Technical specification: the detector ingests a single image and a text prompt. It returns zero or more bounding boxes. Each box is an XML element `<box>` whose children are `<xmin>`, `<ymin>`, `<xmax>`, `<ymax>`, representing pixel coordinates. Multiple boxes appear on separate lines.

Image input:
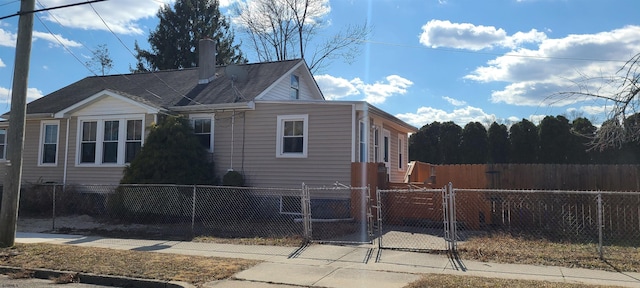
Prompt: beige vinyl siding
<box><xmin>259</xmin><ymin>65</ymin><xmax>322</xmax><ymax>101</ymax></box>
<box><xmin>15</xmin><ymin>119</ymin><xmax>65</xmax><ymax>184</ymax></box>
<box><xmin>355</xmin><ymin>110</ymin><xmax>410</xmax><ymax>183</ymax></box>
<box><xmin>385</xmin><ymin>124</ymin><xmax>407</xmax><ymax>183</ymax></box>
<box><xmin>215</xmin><ymin>102</ymin><xmax>353</xmax><ymax>188</ymax></box>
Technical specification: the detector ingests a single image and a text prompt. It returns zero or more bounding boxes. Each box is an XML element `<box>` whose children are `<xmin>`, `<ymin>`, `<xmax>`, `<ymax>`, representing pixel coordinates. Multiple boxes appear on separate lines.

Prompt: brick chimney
<box><xmin>198</xmin><ymin>38</ymin><xmax>216</xmax><ymax>84</ymax></box>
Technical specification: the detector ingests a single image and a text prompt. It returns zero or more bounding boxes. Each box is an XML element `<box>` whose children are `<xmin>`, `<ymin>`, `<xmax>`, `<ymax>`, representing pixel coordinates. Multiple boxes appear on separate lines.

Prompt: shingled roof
<box><xmin>24</xmin><ymin>59</ymin><xmax>304</xmax><ymax>115</ymax></box>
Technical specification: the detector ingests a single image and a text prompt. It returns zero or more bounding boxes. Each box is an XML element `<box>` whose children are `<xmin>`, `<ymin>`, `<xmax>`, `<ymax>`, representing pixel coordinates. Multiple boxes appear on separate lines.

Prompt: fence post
<box><xmin>597</xmin><ymin>192</ymin><xmax>603</xmax><ymax>260</ymax></box>
<box><xmin>191</xmin><ymin>185</ymin><xmax>196</xmax><ymax>235</ymax></box>
<box><xmin>449</xmin><ymin>182</ymin><xmax>457</xmax><ymax>253</ymax></box>
<box><xmin>301</xmin><ymin>183</ymin><xmax>311</xmax><ymax>241</ymax></box>
<box><xmin>376</xmin><ymin>186</ymin><xmax>382</xmax><ymax>249</ymax></box>
<box><xmin>52</xmin><ymin>184</ymin><xmax>56</xmax><ymax>230</ymax></box>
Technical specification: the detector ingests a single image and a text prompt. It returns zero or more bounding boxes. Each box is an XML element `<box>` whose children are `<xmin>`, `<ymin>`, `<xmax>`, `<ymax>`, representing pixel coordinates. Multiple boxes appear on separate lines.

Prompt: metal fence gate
<box><xmin>376</xmin><ymin>185</ymin><xmax>450</xmax><ymax>252</ymax></box>
<box><xmin>302</xmin><ymin>183</ymin><xmax>373</xmax><ymax>244</ymax></box>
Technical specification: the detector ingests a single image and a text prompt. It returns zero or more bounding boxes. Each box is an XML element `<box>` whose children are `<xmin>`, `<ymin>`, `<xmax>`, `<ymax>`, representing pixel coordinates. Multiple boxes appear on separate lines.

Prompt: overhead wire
<box><xmin>24</xmin><ymin>0</ymin><xmax>204</xmax><ymax>106</ymax></box>
<box><xmin>87</xmin><ymin>1</ymin><xmax>203</xmax><ymax>105</ymax></box>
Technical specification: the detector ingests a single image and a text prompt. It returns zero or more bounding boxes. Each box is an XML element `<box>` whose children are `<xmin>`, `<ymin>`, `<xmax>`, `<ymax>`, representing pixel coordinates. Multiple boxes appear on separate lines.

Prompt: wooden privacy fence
<box><xmin>407</xmin><ymin>162</ymin><xmax>640</xmax><ymax>191</ymax></box>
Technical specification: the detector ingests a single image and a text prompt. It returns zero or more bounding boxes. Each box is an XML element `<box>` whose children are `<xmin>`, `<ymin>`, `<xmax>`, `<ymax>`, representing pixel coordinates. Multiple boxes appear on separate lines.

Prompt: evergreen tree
<box><xmin>509</xmin><ymin>119</ymin><xmax>538</xmax><ymax>163</ymax></box>
<box><xmin>439</xmin><ymin>122</ymin><xmax>462</xmax><ymax>164</ymax></box>
<box><xmin>460</xmin><ymin>122</ymin><xmax>488</xmax><ymax>164</ymax></box>
<box><xmin>538</xmin><ymin>116</ymin><xmax>572</xmax><ymax>164</ymax></box>
<box><xmin>409</xmin><ymin>122</ymin><xmax>442</xmax><ymax>164</ymax></box>
<box><xmin>134</xmin><ymin>0</ymin><xmax>246</xmax><ymax>72</ymax></box>
<box><xmin>488</xmin><ymin>122</ymin><xmax>509</xmax><ymax>163</ymax></box>
<box><xmin>121</xmin><ymin>116</ymin><xmax>215</xmax><ymax>184</ymax></box>
<box><xmin>569</xmin><ymin>117</ymin><xmax>596</xmax><ymax>164</ymax></box>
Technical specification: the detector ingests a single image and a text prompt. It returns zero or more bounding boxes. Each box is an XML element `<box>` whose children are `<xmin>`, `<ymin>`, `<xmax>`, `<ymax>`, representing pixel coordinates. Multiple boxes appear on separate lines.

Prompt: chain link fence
<box><xmin>14</xmin><ymin>182</ymin><xmax>639</xmax><ymax>260</ymax></box>
<box><xmin>17</xmin><ymin>183</ymin><xmax>305</xmax><ymax>242</ymax></box>
<box><xmin>15</xmin><ymin>183</ymin><xmax>372</xmax><ymax>245</ymax></box>
<box><xmin>375</xmin><ymin>184</ymin><xmax>640</xmax><ymax>259</ymax></box>
<box><xmin>455</xmin><ymin>189</ymin><xmax>640</xmax><ymax>250</ymax></box>
<box><xmin>306</xmin><ymin>185</ymin><xmax>373</xmax><ymax>244</ymax></box>
<box><xmin>376</xmin><ymin>185</ymin><xmax>447</xmax><ymax>251</ymax></box>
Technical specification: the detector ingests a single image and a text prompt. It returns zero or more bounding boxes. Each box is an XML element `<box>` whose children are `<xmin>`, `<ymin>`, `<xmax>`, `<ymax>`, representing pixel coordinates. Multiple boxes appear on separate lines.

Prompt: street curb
<box><xmin>0</xmin><ymin>266</ymin><xmax>195</xmax><ymax>288</ymax></box>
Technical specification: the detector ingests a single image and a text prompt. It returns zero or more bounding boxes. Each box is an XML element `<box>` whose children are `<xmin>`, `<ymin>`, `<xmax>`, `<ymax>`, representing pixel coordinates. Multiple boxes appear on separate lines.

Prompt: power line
<box><xmin>88</xmin><ymin>2</ymin><xmax>203</xmax><ymax>105</ymax></box>
<box><xmin>0</xmin><ymin>0</ymin><xmax>107</xmax><ymax>20</ymax></box>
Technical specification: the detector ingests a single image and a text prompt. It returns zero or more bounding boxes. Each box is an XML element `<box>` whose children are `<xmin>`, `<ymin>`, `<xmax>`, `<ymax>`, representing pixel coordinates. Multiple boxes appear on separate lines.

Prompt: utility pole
<box><xmin>0</xmin><ymin>0</ymin><xmax>35</xmax><ymax>248</ymax></box>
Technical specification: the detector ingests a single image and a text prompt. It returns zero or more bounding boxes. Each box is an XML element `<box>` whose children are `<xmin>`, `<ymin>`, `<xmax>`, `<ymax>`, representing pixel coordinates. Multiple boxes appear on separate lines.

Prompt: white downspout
<box><xmin>351</xmin><ymin>104</ymin><xmax>356</xmax><ymax>163</ymax></box>
<box><xmin>62</xmin><ymin>117</ymin><xmax>70</xmax><ymax>186</ymax></box>
<box><xmin>229</xmin><ymin>110</ymin><xmax>235</xmax><ymax>171</ymax></box>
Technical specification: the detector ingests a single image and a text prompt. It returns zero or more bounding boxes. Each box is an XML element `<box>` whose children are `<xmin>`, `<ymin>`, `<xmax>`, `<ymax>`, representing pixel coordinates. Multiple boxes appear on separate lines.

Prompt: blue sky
<box><xmin>1</xmin><ymin>0</ymin><xmax>639</xmax><ymax>129</ymax></box>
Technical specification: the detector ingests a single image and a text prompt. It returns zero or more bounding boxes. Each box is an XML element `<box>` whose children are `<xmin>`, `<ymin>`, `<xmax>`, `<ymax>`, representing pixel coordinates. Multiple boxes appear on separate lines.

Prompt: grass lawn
<box><xmin>0</xmin><ymin>243</ymin><xmax>258</xmax><ymax>285</ymax></box>
<box><xmin>458</xmin><ymin>233</ymin><xmax>640</xmax><ymax>273</ymax></box>
<box><xmin>1</xmin><ymin>235</ymin><xmax>637</xmax><ymax>287</ymax></box>
<box><xmin>406</xmin><ymin>274</ymin><xmax>624</xmax><ymax>288</ymax></box>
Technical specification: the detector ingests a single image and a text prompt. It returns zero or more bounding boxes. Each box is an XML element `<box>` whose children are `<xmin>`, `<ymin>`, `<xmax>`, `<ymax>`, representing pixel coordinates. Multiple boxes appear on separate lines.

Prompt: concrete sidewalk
<box><xmin>14</xmin><ymin>232</ymin><xmax>640</xmax><ymax>288</ymax></box>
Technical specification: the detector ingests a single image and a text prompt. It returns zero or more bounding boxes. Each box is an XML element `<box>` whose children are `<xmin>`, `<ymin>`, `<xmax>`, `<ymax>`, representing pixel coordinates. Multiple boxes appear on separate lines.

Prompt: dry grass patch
<box><xmin>406</xmin><ymin>274</ymin><xmax>622</xmax><ymax>288</ymax></box>
<box><xmin>0</xmin><ymin>243</ymin><xmax>258</xmax><ymax>285</ymax></box>
<box><xmin>193</xmin><ymin>235</ymin><xmax>304</xmax><ymax>246</ymax></box>
<box><xmin>458</xmin><ymin>234</ymin><xmax>640</xmax><ymax>272</ymax></box>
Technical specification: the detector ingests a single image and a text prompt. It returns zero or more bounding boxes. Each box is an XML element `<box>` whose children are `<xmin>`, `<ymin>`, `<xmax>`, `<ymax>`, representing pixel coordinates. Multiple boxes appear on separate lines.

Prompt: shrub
<box><xmin>222</xmin><ymin>170</ymin><xmax>244</xmax><ymax>186</ymax></box>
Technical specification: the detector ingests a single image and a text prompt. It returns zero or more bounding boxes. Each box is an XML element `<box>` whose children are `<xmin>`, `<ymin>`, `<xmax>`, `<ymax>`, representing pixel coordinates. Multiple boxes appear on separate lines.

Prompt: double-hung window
<box><xmin>39</xmin><ymin>121</ymin><xmax>59</xmax><ymax>165</ymax></box>
<box><xmin>78</xmin><ymin>117</ymin><xmax>144</xmax><ymax>165</ymax></box>
<box><xmin>81</xmin><ymin>121</ymin><xmax>97</xmax><ymax>163</ymax></box>
<box><xmin>359</xmin><ymin>121</ymin><xmax>366</xmax><ymax>162</ymax></box>
<box><xmin>276</xmin><ymin>114</ymin><xmax>308</xmax><ymax>158</ymax></box>
<box><xmin>374</xmin><ymin>127</ymin><xmax>380</xmax><ymax>163</ymax></box>
<box><xmin>0</xmin><ymin>128</ymin><xmax>6</xmax><ymax>160</ymax></box>
<box><xmin>290</xmin><ymin>75</ymin><xmax>299</xmax><ymax>99</ymax></box>
<box><xmin>102</xmin><ymin>120</ymin><xmax>119</xmax><ymax>163</ymax></box>
<box><xmin>189</xmin><ymin>114</ymin><xmax>214</xmax><ymax>151</ymax></box>
<box><xmin>126</xmin><ymin>120</ymin><xmax>143</xmax><ymax>163</ymax></box>
<box><xmin>398</xmin><ymin>136</ymin><xmax>405</xmax><ymax>170</ymax></box>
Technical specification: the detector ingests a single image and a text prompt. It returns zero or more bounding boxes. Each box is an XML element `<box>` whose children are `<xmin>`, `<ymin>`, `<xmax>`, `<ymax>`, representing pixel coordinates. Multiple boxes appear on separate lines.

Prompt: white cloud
<box><xmin>464</xmin><ymin>25</ymin><xmax>640</xmax><ymax>108</ymax></box>
<box><xmin>0</xmin><ymin>87</ymin><xmax>45</xmax><ymax>106</ymax></box>
<box><xmin>37</xmin><ymin>0</ymin><xmax>171</xmax><ymax>35</ymax></box>
<box><xmin>32</xmin><ymin>31</ymin><xmax>82</xmax><ymax>48</ymax></box>
<box><xmin>219</xmin><ymin>0</ymin><xmax>239</xmax><ymax>7</ymax></box>
<box><xmin>233</xmin><ymin>0</ymin><xmax>330</xmax><ymax>29</ymax></box>
<box><xmin>396</xmin><ymin>105</ymin><xmax>497</xmax><ymax>128</ymax></box>
<box><xmin>529</xmin><ymin>114</ymin><xmax>546</xmax><ymax>125</ymax></box>
<box><xmin>0</xmin><ymin>28</ymin><xmax>17</xmax><ymax>47</ymax></box>
<box><xmin>314</xmin><ymin>74</ymin><xmax>360</xmax><ymax>100</ymax></box>
<box><xmin>443</xmin><ymin>96</ymin><xmax>466</xmax><ymax>106</ymax></box>
<box><xmin>578</xmin><ymin>105</ymin><xmax>607</xmax><ymax>115</ymax></box>
<box><xmin>419</xmin><ymin>20</ymin><xmax>545</xmax><ymax>51</ymax></box>
<box><xmin>0</xmin><ymin>58</ymin><xmax>5</xmax><ymax>68</ymax></box>
<box><xmin>315</xmin><ymin>74</ymin><xmax>412</xmax><ymax>104</ymax></box>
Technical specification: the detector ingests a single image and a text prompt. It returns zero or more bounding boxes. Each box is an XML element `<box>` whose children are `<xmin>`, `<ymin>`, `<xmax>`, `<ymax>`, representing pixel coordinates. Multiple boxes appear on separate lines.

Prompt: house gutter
<box><xmin>169</xmin><ymin>101</ymin><xmax>255</xmax><ymax>113</ymax></box>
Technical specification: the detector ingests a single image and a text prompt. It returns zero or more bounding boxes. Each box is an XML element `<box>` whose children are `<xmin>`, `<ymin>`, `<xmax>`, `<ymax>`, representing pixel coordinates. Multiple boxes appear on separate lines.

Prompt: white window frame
<box><xmin>189</xmin><ymin>114</ymin><xmax>215</xmax><ymax>152</ymax></box>
<box><xmin>279</xmin><ymin>195</ymin><xmax>303</xmax><ymax>215</ymax></box>
<box><xmin>290</xmin><ymin>74</ymin><xmax>300</xmax><ymax>99</ymax></box>
<box><xmin>373</xmin><ymin>126</ymin><xmax>380</xmax><ymax>163</ymax></box>
<box><xmin>383</xmin><ymin>129</ymin><xmax>390</xmax><ymax>173</ymax></box>
<box><xmin>0</xmin><ymin>127</ymin><xmax>6</xmax><ymax>161</ymax></box>
<box><xmin>76</xmin><ymin>115</ymin><xmax>145</xmax><ymax>167</ymax></box>
<box><xmin>398</xmin><ymin>135</ymin><xmax>406</xmax><ymax>171</ymax></box>
<box><xmin>38</xmin><ymin>120</ymin><xmax>60</xmax><ymax>166</ymax></box>
<box><xmin>359</xmin><ymin>121</ymin><xmax>366</xmax><ymax>162</ymax></box>
<box><xmin>276</xmin><ymin>114</ymin><xmax>308</xmax><ymax>158</ymax></box>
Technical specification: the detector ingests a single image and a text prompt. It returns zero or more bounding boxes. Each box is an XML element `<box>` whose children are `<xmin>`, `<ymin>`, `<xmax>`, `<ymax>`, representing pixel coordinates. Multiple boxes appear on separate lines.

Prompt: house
<box><xmin>0</xmin><ymin>39</ymin><xmax>417</xmax><ymax>190</ymax></box>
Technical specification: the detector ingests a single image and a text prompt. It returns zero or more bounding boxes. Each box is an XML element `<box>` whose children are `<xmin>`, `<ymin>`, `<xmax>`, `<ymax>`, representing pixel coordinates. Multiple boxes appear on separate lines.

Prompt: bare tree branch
<box><xmin>554</xmin><ymin>52</ymin><xmax>640</xmax><ymax>151</ymax></box>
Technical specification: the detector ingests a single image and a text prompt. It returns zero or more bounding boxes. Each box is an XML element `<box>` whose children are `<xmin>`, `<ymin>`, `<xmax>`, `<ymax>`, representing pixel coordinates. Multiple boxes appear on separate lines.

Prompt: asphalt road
<box><xmin>0</xmin><ymin>275</ymin><xmax>112</xmax><ymax>288</ymax></box>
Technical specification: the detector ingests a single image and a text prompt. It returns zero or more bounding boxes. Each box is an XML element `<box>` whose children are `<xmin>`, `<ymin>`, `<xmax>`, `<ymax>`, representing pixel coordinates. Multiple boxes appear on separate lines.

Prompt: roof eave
<box><xmin>169</xmin><ymin>101</ymin><xmax>256</xmax><ymax>113</ymax></box>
